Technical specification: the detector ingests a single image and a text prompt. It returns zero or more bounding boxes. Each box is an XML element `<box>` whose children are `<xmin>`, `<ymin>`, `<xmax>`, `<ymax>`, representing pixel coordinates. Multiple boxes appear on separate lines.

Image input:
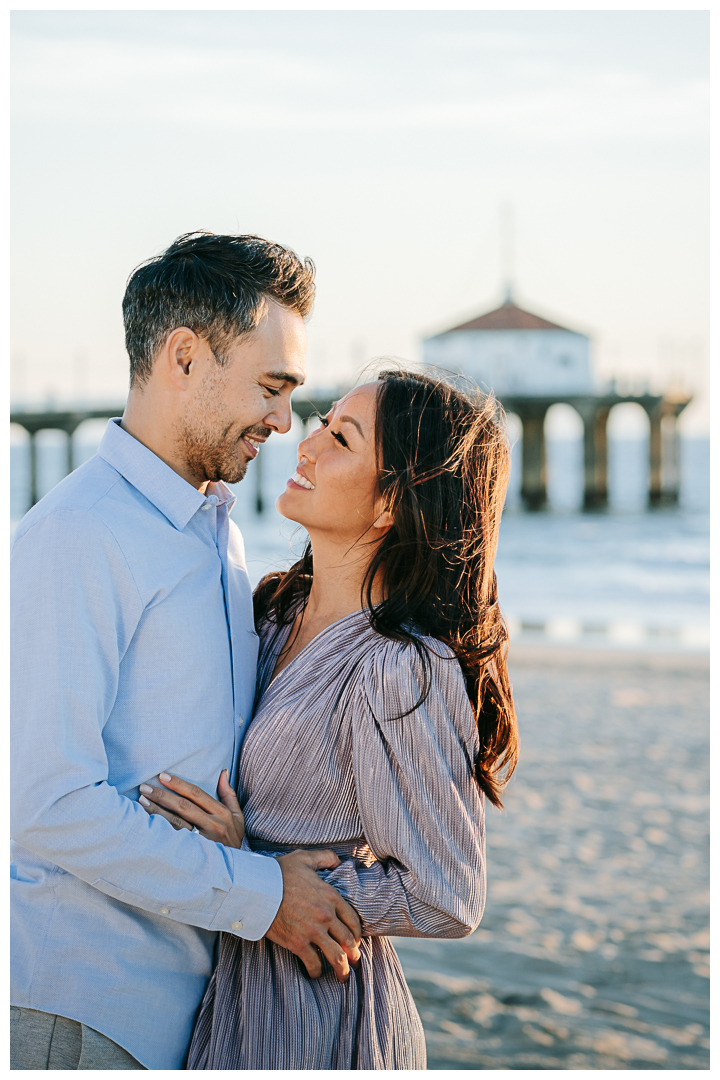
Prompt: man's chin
<box><xmin>212</xmin><ymin>444</ymin><xmax>254</xmax><ymax>486</ymax></box>
<box><xmin>219</xmin><ymin>460</ymin><xmax>248</xmax><ymax>485</ymax></box>
<box><xmin>198</xmin><ymin>455</ymin><xmax>248</xmax><ymax>487</ymax></box>
<box><xmin>179</xmin><ymin>426</ymin><xmax>252</xmax><ymax>487</ymax></box>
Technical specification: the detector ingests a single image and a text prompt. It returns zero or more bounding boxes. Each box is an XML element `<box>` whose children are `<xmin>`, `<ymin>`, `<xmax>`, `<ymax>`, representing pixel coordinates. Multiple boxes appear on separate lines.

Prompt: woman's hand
<box><xmin>138</xmin><ymin>770</ymin><xmax>245</xmax><ymax>848</ymax></box>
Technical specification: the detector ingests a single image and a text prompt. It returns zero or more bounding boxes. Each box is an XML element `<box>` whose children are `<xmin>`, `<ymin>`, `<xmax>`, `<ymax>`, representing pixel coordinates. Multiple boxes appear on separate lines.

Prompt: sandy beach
<box><xmin>394</xmin><ymin>645</ymin><xmax>709</xmax><ymax>1070</ymax></box>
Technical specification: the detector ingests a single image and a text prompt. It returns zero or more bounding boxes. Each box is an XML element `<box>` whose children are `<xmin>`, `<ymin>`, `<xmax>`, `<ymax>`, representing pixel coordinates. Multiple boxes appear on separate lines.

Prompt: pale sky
<box><xmin>10</xmin><ymin>9</ymin><xmax>709</xmax><ymax>430</ymax></box>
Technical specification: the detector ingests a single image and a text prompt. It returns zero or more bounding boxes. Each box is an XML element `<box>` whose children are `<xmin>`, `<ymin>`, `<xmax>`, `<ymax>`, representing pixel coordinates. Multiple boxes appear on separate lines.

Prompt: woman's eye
<box><xmin>319</xmin><ymin>414</ymin><xmax>348</xmax><ymax>447</ymax></box>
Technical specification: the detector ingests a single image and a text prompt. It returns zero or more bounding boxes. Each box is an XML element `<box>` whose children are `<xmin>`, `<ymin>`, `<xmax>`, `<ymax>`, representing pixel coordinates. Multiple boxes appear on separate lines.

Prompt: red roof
<box><xmin>443</xmin><ymin>299</ymin><xmax>572</xmax><ymax>333</ymax></box>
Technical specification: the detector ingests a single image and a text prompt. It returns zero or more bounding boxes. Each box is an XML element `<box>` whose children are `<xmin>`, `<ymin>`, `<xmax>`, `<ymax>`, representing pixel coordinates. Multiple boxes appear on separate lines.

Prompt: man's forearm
<box><xmin>12</xmin><ymin>782</ymin><xmax>282</xmax><ymax>940</ymax></box>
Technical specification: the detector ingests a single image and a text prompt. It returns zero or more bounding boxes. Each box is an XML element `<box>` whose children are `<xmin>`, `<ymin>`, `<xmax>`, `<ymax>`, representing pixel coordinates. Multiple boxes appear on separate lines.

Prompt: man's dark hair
<box><xmin>122</xmin><ymin>231</ymin><xmax>315</xmax><ymax>387</ymax></box>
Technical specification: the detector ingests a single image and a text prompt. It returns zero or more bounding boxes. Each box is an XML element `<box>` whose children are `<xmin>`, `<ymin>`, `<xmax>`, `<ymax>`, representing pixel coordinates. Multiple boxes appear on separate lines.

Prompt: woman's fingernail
<box><xmin>139</xmin><ymin>784</ymin><xmax>153</xmax><ymax>795</ymax></box>
<box><xmin>139</xmin><ymin>795</ymin><xmax>151</xmax><ymax>808</ymax></box>
<box><xmin>159</xmin><ymin>773</ymin><xmax>172</xmax><ymax>783</ymax></box>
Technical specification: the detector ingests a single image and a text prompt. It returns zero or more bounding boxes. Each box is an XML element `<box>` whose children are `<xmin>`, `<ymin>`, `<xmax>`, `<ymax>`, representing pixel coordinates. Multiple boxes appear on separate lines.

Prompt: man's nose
<box><xmin>265</xmin><ymin>397</ymin><xmax>294</xmax><ymax>435</ymax></box>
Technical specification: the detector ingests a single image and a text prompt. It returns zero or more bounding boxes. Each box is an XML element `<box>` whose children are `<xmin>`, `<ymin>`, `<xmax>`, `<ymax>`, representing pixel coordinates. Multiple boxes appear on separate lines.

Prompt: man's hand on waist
<box><xmin>267</xmin><ymin>850</ymin><xmax>362</xmax><ymax>981</ymax></box>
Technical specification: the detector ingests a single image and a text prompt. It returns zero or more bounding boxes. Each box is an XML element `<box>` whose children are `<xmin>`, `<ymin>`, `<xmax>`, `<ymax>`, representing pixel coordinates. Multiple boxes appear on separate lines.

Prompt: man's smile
<box><xmin>242</xmin><ymin>434</ymin><xmax>264</xmax><ymax>459</ymax></box>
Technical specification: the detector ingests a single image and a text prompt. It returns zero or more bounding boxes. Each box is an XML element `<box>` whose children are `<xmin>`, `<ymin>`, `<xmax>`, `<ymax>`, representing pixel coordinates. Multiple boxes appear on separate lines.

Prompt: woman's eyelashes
<box><xmin>319</xmin><ymin>415</ymin><xmax>349</xmax><ymax>448</ymax></box>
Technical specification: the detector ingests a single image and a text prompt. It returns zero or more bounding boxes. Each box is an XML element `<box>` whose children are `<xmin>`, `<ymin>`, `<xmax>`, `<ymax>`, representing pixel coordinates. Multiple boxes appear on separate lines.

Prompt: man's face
<box><xmin>178</xmin><ymin>300</ymin><xmax>307</xmax><ymax>486</ymax></box>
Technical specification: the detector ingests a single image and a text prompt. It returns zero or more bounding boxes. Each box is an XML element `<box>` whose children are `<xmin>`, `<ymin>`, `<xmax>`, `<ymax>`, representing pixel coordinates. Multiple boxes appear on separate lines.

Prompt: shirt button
<box><xmin>238</xmin><ymin>715</ymin><xmax>244</xmax><ymax>727</ymax></box>
<box><xmin>231</xmin><ymin>920</ymin><xmax>243</xmax><ymax>931</ymax></box>
<box><xmin>160</xmin><ymin>907</ymin><xmax>170</xmax><ymax>914</ymax></box>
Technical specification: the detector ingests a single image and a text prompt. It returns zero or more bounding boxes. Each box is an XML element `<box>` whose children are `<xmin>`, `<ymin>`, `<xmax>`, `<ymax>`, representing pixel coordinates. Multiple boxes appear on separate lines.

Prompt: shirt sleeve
<box><xmin>322</xmin><ymin>637</ymin><xmax>485</xmax><ymax>938</ymax></box>
<box><xmin>10</xmin><ymin>509</ymin><xmax>282</xmax><ymax>941</ymax></box>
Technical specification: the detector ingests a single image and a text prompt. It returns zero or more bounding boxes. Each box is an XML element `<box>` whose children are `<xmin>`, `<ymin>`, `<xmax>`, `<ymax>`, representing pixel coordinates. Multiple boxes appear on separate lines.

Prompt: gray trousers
<box><xmin>10</xmin><ymin>1008</ymin><xmax>146</xmax><ymax>1070</ymax></box>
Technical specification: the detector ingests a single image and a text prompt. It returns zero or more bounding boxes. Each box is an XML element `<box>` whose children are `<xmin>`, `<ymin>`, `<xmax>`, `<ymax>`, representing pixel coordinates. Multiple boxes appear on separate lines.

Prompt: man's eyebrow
<box><xmin>265</xmin><ymin>370</ymin><xmax>305</xmax><ymax>387</ymax></box>
<box><xmin>337</xmin><ymin>414</ymin><xmax>365</xmax><ymax>438</ymax></box>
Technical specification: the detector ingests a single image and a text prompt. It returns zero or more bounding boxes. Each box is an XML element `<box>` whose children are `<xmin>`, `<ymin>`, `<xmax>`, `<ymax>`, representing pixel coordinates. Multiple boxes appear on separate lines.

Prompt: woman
<box><xmin>140</xmin><ymin>370</ymin><xmax>518</xmax><ymax>1070</ymax></box>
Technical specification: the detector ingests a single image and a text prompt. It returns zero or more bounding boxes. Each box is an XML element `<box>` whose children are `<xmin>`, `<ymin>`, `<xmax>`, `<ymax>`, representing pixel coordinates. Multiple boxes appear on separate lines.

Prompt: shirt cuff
<box><xmin>210</xmin><ymin>848</ymin><xmax>283</xmax><ymax>940</ymax></box>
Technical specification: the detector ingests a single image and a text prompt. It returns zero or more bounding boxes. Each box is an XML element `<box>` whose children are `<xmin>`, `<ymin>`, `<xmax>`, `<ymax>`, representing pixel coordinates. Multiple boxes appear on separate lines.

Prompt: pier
<box><xmin>11</xmin><ymin>387</ymin><xmax>691</xmax><ymax>513</ymax></box>
<box><xmin>502</xmin><ymin>389</ymin><xmax>691</xmax><ymax>511</ymax></box>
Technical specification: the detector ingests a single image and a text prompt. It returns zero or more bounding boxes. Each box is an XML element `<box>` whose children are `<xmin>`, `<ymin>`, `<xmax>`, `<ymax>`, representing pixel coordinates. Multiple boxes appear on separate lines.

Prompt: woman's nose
<box><xmin>297</xmin><ymin>425</ymin><xmax>322</xmax><ymax>462</ymax></box>
<box><xmin>297</xmin><ymin>437</ymin><xmax>314</xmax><ymax>463</ymax></box>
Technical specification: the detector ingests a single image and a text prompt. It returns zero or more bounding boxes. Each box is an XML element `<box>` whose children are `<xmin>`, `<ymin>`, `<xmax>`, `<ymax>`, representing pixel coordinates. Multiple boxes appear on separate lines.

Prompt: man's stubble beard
<box><xmin>177</xmin><ymin>375</ymin><xmax>271</xmax><ymax>486</ymax></box>
<box><xmin>179</xmin><ymin>417</ymin><xmax>250</xmax><ymax>485</ymax></box>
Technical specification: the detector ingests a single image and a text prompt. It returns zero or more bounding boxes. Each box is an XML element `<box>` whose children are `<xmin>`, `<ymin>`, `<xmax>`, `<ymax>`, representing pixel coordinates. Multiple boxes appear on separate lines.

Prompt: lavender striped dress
<box><xmin>187</xmin><ymin>608</ymin><xmax>485</xmax><ymax>1070</ymax></box>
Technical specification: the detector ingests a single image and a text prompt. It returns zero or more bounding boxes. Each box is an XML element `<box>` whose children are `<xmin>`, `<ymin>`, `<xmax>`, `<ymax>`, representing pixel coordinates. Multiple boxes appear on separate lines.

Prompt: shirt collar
<box><xmin>202</xmin><ymin>481</ymin><xmax>237</xmax><ymax>510</ymax></box>
<box><xmin>97</xmin><ymin>419</ymin><xmax>236</xmax><ymax>531</ymax></box>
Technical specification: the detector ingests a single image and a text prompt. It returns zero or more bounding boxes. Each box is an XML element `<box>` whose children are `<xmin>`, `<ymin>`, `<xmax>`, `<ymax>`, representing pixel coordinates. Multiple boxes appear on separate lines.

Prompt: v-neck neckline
<box><xmin>266</xmin><ymin>606</ymin><xmax>369</xmax><ymax>690</ymax></box>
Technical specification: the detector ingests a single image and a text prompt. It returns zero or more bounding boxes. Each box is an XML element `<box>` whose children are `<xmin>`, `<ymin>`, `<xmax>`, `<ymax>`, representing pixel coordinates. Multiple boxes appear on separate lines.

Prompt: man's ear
<box><xmin>161</xmin><ymin>327</ymin><xmax>203</xmax><ymax>386</ymax></box>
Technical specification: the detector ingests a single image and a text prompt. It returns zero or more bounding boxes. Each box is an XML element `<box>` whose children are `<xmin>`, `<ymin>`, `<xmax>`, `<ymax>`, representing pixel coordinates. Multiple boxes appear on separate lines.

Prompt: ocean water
<box><xmin>9</xmin><ymin>426</ymin><xmax>709</xmax><ymax>1069</ymax></box>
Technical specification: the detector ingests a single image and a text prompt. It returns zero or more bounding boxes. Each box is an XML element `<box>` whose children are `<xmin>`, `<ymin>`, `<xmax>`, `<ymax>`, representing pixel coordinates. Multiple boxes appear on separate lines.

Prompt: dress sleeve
<box><xmin>322</xmin><ymin>638</ymin><xmax>485</xmax><ymax>938</ymax></box>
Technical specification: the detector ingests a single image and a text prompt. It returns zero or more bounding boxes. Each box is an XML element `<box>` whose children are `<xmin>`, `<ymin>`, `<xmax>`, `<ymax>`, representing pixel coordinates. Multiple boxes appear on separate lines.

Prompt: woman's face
<box><xmin>276</xmin><ymin>381</ymin><xmax>389</xmax><ymax>547</ymax></box>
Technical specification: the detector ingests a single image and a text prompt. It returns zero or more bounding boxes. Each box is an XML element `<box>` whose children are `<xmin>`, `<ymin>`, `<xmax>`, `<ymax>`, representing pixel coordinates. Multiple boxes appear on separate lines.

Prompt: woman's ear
<box><xmin>373</xmin><ymin>508</ymin><xmax>394</xmax><ymax>530</ymax></box>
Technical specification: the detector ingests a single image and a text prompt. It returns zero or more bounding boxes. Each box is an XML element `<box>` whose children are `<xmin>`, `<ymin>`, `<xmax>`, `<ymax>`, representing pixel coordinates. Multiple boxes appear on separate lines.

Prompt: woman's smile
<box><xmin>287</xmin><ymin>469</ymin><xmax>315</xmax><ymax>491</ymax></box>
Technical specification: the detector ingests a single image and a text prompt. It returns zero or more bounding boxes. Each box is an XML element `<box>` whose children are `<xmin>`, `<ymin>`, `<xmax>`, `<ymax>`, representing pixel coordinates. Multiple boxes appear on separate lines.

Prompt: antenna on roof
<box><xmin>500</xmin><ymin>201</ymin><xmax>515</xmax><ymax>305</ymax></box>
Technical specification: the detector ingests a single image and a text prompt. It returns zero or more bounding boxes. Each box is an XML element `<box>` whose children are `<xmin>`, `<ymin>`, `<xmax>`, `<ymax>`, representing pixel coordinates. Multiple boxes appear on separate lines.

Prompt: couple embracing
<box><xmin>10</xmin><ymin>232</ymin><xmax>518</xmax><ymax>1070</ymax></box>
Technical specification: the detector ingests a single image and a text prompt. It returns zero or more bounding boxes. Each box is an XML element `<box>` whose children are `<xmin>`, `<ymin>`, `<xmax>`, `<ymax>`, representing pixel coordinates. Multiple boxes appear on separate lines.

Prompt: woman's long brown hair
<box><xmin>254</xmin><ymin>369</ymin><xmax>519</xmax><ymax>808</ymax></box>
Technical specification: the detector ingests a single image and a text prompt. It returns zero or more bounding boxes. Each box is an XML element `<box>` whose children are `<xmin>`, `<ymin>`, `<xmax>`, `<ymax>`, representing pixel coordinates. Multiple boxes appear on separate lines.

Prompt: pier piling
<box><xmin>519</xmin><ymin>410</ymin><xmax>548</xmax><ymax>511</ymax></box>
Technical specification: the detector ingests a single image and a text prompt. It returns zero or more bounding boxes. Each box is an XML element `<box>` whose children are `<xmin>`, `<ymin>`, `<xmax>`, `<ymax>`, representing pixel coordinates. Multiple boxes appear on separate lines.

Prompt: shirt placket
<box><xmin>206</xmin><ymin>495</ymin><xmax>240</xmax><ymax>784</ymax></box>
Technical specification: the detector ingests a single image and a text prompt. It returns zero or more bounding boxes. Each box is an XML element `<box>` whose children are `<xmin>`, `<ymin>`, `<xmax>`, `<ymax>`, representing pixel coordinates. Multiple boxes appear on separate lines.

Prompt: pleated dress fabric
<box><xmin>186</xmin><ymin>608</ymin><xmax>486</xmax><ymax>1071</ymax></box>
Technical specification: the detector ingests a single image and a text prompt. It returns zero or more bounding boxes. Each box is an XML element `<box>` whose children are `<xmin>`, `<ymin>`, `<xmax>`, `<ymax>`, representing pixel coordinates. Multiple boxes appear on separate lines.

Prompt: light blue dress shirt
<box><xmin>10</xmin><ymin>418</ymin><xmax>283</xmax><ymax>1070</ymax></box>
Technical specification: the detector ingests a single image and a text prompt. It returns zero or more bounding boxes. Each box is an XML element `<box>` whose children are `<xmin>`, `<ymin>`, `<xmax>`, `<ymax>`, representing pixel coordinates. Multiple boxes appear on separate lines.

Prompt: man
<box><xmin>11</xmin><ymin>232</ymin><xmax>361</xmax><ymax>1070</ymax></box>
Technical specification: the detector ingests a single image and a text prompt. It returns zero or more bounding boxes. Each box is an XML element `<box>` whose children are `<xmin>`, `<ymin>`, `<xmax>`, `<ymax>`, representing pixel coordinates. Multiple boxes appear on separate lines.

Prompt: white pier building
<box><xmin>422</xmin><ymin>290</ymin><xmax>593</xmax><ymax>396</ymax></box>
